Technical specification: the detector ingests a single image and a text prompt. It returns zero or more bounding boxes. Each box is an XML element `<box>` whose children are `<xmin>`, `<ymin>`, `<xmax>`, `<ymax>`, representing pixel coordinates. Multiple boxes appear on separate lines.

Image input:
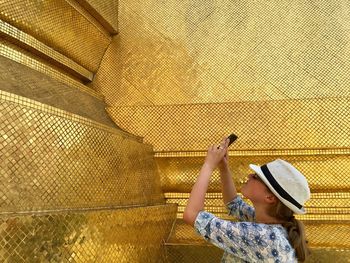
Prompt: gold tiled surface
<box><xmin>0</xmin><ymin>90</ymin><xmax>128</xmax><ymax>137</ymax></box>
<box><xmin>155</xmin><ymin>148</ymin><xmax>350</xmax><ymax>158</ymax></box>
<box><xmin>0</xmin><ymin>90</ymin><xmax>164</xmax><ymax>213</ymax></box>
<box><xmin>166</xmin><ymin>220</ymin><xmax>350</xmax><ymax>262</ymax></box>
<box><xmin>102</xmin><ymin>1</ymin><xmax>350</xmax><ymax>256</ymax></box>
<box><xmin>165</xmin><ymin>244</ymin><xmax>224</xmax><ymax>263</ymax></box>
<box><xmin>157</xmin><ymin>155</ymin><xmax>350</xmax><ymax>192</ymax></box>
<box><xmin>0</xmin><ymin>19</ymin><xmax>93</xmax><ymax>82</ymax></box>
<box><xmin>0</xmin><ymin>0</ymin><xmax>111</xmax><ymax>72</ymax></box>
<box><xmin>76</xmin><ymin>0</ymin><xmax>119</xmax><ymax>33</ymax></box>
<box><xmin>0</xmin><ymin>55</ymin><xmax>116</xmax><ymax>127</ymax></box>
<box><xmin>98</xmin><ymin>0</ymin><xmax>350</xmax><ymax>107</ymax></box>
<box><xmin>0</xmin><ymin>39</ymin><xmax>103</xmax><ymax>100</ymax></box>
<box><xmin>165</xmin><ymin>244</ymin><xmax>350</xmax><ymax>263</ymax></box>
<box><xmin>91</xmin><ymin>31</ymin><xmax>199</xmax><ymax>106</ymax></box>
<box><xmin>108</xmin><ymin>97</ymin><xmax>350</xmax><ymax>151</ymax></box>
<box><xmin>2</xmin><ymin>0</ymin><xmax>350</xmax><ymax>261</ymax></box>
<box><xmin>0</xmin><ymin>204</ymin><xmax>177</xmax><ymax>262</ymax></box>
<box><xmin>305</xmin><ymin>249</ymin><xmax>350</xmax><ymax>263</ymax></box>
<box><xmin>165</xmin><ymin>193</ymin><xmax>350</xmax><ymax>221</ymax></box>
<box><xmin>166</xmin><ymin>219</ymin><xmax>350</xmax><ymax>250</ymax></box>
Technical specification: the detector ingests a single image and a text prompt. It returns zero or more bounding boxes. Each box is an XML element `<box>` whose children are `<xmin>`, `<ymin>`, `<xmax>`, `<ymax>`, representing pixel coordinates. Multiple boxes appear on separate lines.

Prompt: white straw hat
<box><xmin>249</xmin><ymin>159</ymin><xmax>310</xmax><ymax>214</ymax></box>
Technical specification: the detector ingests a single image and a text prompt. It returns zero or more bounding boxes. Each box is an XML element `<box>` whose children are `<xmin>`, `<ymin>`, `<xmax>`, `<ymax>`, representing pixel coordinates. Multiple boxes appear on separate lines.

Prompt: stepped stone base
<box><xmin>165</xmin><ymin>243</ymin><xmax>350</xmax><ymax>263</ymax></box>
<box><xmin>0</xmin><ymin>54</ymin><xmax>117</xmax><ymax>128</ymax></box>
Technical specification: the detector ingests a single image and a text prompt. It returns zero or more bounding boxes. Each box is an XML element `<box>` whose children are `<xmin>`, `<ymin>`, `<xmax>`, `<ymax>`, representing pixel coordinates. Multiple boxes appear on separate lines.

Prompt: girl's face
<box><xmin>241</xmin><ymin>173</ymin><xmax>272</xmax><ymax>204</ymax></box>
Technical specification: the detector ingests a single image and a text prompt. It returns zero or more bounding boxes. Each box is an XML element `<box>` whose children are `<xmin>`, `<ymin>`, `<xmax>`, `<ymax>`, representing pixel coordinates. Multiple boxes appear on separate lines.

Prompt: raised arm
<box><xmin>183</xmin><ymin>162</ymin><xmax>214</xmax><ymax>225</ymax></box>
<box><xmin>183</xmin><ymin>144</ymin><xmax>227</xmax><ymax>226</ymax></box>
<box><xmin>218</xmin><ymin>138</ymin><xmax>237</xmax><ymax>204</ymax></box>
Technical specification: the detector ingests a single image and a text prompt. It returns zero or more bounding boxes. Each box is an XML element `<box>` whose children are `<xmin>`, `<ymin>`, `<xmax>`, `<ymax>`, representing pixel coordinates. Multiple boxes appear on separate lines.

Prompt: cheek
<box><xmin>241</xmin><ymin>182</ymin><xmax>265</xmax><ymax>200</ymax></box>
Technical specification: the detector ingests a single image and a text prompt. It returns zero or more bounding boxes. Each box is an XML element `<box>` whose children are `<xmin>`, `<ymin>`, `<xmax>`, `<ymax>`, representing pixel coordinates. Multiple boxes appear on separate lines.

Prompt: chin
<box><xmin>241</xmin><ymin>185</ymin><xmax>247</xmax><ymax>198</ymax></box>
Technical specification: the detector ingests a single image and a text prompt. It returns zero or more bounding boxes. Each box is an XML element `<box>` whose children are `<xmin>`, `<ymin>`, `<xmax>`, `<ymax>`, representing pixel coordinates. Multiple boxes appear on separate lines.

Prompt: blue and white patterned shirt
<box><xmin>194</xmin><ymin>196</ymin><xmax>297</xmax><ymax>262</ymax></box>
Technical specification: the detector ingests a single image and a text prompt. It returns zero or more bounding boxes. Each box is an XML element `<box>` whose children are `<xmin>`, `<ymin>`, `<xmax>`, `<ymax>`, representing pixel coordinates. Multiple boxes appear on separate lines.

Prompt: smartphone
<box><xmin>228</xmin><ymin>133</ymin><xmax>238</xmax><ymax>146</ymax></box>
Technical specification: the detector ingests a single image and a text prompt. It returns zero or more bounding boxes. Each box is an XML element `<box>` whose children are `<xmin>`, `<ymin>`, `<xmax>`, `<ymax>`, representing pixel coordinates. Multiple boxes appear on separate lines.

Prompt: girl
<box><xmin>183</xmin><ymin>138</ymin><xmax>310</xmax><ymax>262</ymax></box>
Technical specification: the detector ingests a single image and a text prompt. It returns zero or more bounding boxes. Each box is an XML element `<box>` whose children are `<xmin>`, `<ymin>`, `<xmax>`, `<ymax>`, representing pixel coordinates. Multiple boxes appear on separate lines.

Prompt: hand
<box><xmin>204</xmin><ymin>138</ymin><xmax>229</xmax><ymax>171</ymax></box>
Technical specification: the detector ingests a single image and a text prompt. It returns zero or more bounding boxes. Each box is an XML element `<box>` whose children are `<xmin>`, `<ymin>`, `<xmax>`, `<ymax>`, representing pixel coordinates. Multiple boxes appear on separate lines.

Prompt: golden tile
<box><xmin>75</xmin><ymin>0</ymin><xmax>119</xmax><ymax>33</ymax></box>
<box><xmin>157</xmin><ymin>154</ymin><xmax>350</xmax><ymax>193</ymax></box>
<box><xmin>0</xmin><ymin>19</ymin><xmax>93</xmax><ymax>82</ymax></box>
<box><xmin>0</xmin><ymin>204</ymin><xmax>177</xmax><ymax>262</ymax></box>
<box><xmin>109</xmin><ymin>97</ymin><xmax>350</xmax><ymax>152</ymax></box>
<box><xmin>0</xmin><ymin>0</ymin><xmax>111</xmax><ymax>72</ymax></box>
<box><xmin>0</xmin><ymin>90</ymin><xmax>164</xmax><ymax>213</ymax></box>
<box><xmin>103</xmin><ymin>0</ymin><xmax>350</xmax><ymax>107</ymax></box>
<box><xmin>2</xmin><ymin>0</ymin><xmax>350</xmax><ymax>260</ymax></box>
<box><xmin>166</xmin><ymin>219</ymin><xmax>350</xmax><ymax>248</ymax></box>
<box><xmin>0</xmin><ymin>39</ymin><xmax>103</xmax><ymax>100</ymax></box>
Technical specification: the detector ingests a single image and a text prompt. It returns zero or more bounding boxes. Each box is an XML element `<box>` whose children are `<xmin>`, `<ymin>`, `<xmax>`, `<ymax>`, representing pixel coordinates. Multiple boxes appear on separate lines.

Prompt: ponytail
<box><xmin>270</xmin><ymin>202</ymin><xmax>310</xmax><ymax>262</ymax></box>
<box><xmin>282</xmin><ymin>216</ymin><xmax>310</xmax><ymax>262</ymax></box>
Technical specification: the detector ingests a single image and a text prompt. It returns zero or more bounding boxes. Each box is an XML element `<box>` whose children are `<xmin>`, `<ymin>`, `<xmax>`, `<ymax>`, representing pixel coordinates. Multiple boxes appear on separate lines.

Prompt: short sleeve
<box><xmin>226</xmin><ymin>195</ymin><xmax>255</xmax><ymax>221</ymax></box>
<box><xmin>194</xmin><ymin>211</ymin><xmax>257</xmax><ymax>260</ymax></box>
<box><xmin>194</xmin><ymin>211</ymin><xmax>297</xmax><ymax>263</ymax></box>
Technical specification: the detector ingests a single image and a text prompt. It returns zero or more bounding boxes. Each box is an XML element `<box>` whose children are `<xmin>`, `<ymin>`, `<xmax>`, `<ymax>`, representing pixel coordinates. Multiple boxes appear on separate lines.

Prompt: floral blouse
<box><xmin>194</xmin><ymin>196</ymin><xmax>297</xmax><ymax>262</ymax></box>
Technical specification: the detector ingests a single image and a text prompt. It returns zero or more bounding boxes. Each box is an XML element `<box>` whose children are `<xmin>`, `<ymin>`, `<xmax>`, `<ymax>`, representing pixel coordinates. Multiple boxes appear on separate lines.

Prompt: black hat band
<box><xmin>261</xmin><ymin>164</ymin><xmax>303</xmax><ymax>210</ymax></box>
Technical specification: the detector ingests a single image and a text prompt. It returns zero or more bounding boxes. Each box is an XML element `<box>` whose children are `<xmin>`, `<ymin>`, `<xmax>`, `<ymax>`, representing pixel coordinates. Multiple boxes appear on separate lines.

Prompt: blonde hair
<box><xmin>269</xmin><ymin>201</ymin><xmax>310</xmax><ymax>262</ymax></box>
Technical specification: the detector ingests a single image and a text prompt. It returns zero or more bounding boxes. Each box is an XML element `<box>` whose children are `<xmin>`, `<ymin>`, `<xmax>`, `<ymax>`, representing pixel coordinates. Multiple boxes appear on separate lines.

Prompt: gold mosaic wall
<box><xmin>0</xmin><ymin>1</ymin><xmax>185</xmax><ymax>261</ymax></box>
<box><xmin>0</xmin><ymin>90</ymin><xmax>177</xmax><ymax>261</ymax></box>
<box><xmin>0</xmin><ymin>90</ymin><xmax>164</xmax><ymax>212</ymax></box>
<box><xmin>2</xmin><ymin>0</ymin><xmax>350</xmax><ymax>261</ymax></box>
<box><xmin>0</xmin><ymin>55</ymin><xmax>115</xmax><ymax>127</ymax></box>
<box><xmin>95</xmin><ymin>0</ymin><xmax>350</xmax><ymax>106</ymax></box>
<box><xmin>0</xmin><ymin>0</ymin><xmax>111</xmax><ymax>72</ymax></box>
<box><xmin>108</xmin><ymin>97</ymin><xmax>350</xmax><ymax>151</ymax></box>
<box><xmin>0</xmin><ymin>19</ymin><xmax>93</xmax><ymax>82</ymax></box>
<box><xmin>95</xmin><ymin>0</ymin><xmax>350</xmax><ymax>261</ymax></box>
<box><xmin>0</xmin><ymin>38</ymin><xmax>102</xmax><ymax>100</ymax></box>
<box><xmin>0</xmin><ymin>204</ymin><xmax>176</xmax><ymax>262</ymax></box>
<box><xmin>76</xmin><ymin>0</ymin><xmax>119</xmax><ymax>33</ymax></box>
<box><xmin>158</xmin><ymin>155</ymin><xmax>350</xmax><ymax>195</ymax></box>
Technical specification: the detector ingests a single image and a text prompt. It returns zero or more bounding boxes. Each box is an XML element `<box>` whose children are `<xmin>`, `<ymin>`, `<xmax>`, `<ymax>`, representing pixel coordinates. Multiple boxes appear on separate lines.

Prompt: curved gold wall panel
<box><xmin>0</xmin><ymin>204</ymin><xmax>176</xmax><ymax>262</ymax></box>
<box><xmin>0</xmin><ymin>90</ymin><xmax>164</xmax><ymax>213</ymax></box>
<box><xmin>157</xmin><ymin>155</ymin><xmax>350</xmax><ymax>193</ymax></box>
<box><xmin>76</xmin><ymin>0</ymin><xmax>119</xmax><ymax>33</ymax></box>
<box><xmin>0</xmin><ymin>39</ymin><xmax>103</xmax><ymax>100</ymax></box>
<box><xmin>0</xmin><ymin>55</ymin><xmax>115</xmax><ymax>127</ymax></box>
<box><xmin>99</xmin><ymin>0</ymin><xmax>350</xmax><ymax>259</ymax></box>
<box><xmin>98</xmin><ymin>0</ymin><xmax>350</xmax><ymax>106</ymax></box>
<box><xmin>0</xmin><ymin>20</ymin><xmax>93</xmax><ymax>82</ymax></box>
<box><xmin>0</xmin><ymin>0</ymin><xmax>111</xmax><ymax>72</ymax></box>
<box><xmin>108</xmin><ymin>97</ymin><xmax>350</xmax><ymax>151</ymax></box>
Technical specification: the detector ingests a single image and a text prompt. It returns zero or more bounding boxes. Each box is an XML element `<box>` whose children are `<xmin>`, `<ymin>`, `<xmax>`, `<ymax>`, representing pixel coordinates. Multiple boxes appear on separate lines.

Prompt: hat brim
<box><xmin>249</xmin><ymin>164</ymin><xmax>306</xmax><ymax>214</ymax></box>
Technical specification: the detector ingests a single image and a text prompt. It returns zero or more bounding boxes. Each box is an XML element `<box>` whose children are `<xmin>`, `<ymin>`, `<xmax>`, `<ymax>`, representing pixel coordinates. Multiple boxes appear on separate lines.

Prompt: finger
<box><xmin>221</xmin><ymin>137</ymin><xmax>227</xmax><ymax>144</ymax></box>
<box><xmin>218</xmin><ymin>145</ymin><xmax>225</xmax><ymax>151</ymax></box>
<box><xmin>217</xmin><ymin>138</ymin><xmax>224</xmax><ymax>149</ymax></box>
<box><xmin>224</xmin><ymin>138</ymin><xmax>229</xmax><ymax>148</ymax></box>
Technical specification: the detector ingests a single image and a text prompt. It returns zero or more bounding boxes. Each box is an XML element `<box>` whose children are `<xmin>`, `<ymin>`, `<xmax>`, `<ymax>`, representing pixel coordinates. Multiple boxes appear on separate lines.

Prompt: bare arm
<box><xmin>183</xmin><ymin>144</ymin><xmax>227</xmax><ymax>226</ymax></box>
<box><xmin>218</xmin><ymin>138</ymin><xmax>237</xmax><ymax>204</ymax></box>
<box><xmin>219</xmin><ymin>165</ymin><xmax>237</xmax><ymax>204</ymax></box>
<box><xmin>183</xmin><ymin>163</ymin><xmax>214</xmax><ymax>225</ymax></box>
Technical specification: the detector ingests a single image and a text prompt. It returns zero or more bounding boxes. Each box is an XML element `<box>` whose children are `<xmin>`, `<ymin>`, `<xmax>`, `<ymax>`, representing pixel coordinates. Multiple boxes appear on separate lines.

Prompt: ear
<box><xmin>264</xmin><ymin>193</ymin><xmax>278</xmax><ymax>204</ymax></box>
